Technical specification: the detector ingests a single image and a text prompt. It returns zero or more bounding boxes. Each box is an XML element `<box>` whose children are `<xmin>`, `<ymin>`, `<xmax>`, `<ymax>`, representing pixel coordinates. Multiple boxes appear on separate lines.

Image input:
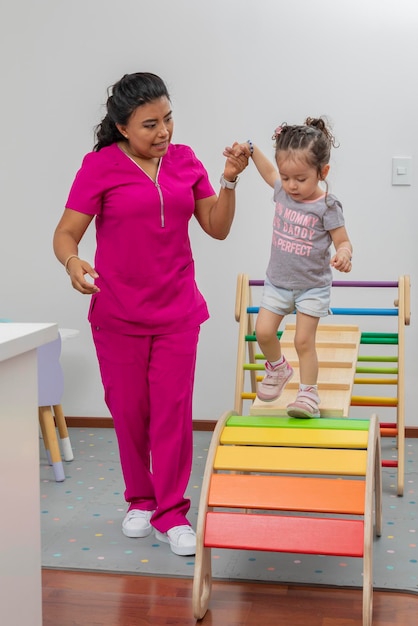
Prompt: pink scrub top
<box><xmin>65</xmin><ymin>142</ymin><xmax>215</xmax><ymax>335</ymax></box>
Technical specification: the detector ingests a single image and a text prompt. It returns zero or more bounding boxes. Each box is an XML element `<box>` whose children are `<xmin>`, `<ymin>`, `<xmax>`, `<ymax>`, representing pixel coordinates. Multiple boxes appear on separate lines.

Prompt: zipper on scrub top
<box><xmin>155</xmin><ymin>180</ymin><xmax>165</xmax><ymax>227</ymax></box>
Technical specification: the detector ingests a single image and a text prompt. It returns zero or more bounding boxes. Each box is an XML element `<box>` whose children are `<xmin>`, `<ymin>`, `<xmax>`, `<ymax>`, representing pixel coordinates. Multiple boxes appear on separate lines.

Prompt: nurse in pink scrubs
<box><xmin>53</xmin><ymin>72</ymin><xmax>249</xmax><ymax>556</ymax></box>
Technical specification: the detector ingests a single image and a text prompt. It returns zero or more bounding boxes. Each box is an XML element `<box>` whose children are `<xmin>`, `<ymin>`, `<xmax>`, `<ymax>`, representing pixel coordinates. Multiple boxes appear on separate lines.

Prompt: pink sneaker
<box><xmin>287</xmin><ymin>387</ymin><xmax>320</xmax><ymax>418</ymax></box>
<box><xmin>257</xmin><ymin>359</ymin><xmax>294</xmax><ymax>402</ymax></box>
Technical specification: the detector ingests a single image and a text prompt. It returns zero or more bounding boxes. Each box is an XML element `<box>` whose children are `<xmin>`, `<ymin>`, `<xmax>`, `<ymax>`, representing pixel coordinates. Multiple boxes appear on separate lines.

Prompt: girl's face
<box><xmin>276</xmin><ymin>152</ymin><xmax>330</xmax><ymax>202</ymax></box>
<box><xmin>116</xmin><ymin>96</ymin><xmax>173</xmax><ymax>160</ymax></box>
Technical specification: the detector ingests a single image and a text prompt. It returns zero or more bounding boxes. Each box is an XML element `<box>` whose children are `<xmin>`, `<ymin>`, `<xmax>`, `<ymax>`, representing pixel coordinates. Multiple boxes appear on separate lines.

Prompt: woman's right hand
<box><xmin>66</xmin><ymin>257</ymin><xmax>100</xmax><ymax>295</ymax></box>
<box><xmin>223</xmin><ymin>141</ymin><xmax>251</xmax><ymax>159</ymax></box>
<box><xmin>222</xmin><ymin>141</ymin><xmax>251</xmax><ymax>181</ymax></box>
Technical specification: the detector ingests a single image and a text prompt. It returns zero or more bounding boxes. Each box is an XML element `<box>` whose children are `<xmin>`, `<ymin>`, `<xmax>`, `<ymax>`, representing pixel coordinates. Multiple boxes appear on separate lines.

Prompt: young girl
<box><xmin>227</xmin><ymin>118</ymin><xmax>352</xmax><ymax>418</ymax></box>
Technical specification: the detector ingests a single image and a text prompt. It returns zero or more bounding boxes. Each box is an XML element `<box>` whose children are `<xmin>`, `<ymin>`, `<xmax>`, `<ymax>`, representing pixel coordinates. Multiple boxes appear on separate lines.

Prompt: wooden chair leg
<box><xmin>38</xmin><ymin>409</ymin><xmax>52</xmax><ymax>466</ymax></box>
<box><xmin>38</xmin><ymin>406</ymin><xmax>65</xmax><ymax>482</ymax></box>
<box><xmin>53</xmin><ymin>404</ymin><xmax>74</xmax><ymax>461</ymax></box>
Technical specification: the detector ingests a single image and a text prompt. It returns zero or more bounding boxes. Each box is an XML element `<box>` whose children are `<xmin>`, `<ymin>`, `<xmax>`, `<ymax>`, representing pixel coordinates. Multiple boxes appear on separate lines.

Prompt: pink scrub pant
<box><xmin>91</xmin><ymin>325</ymin><xmax>200</xmax><ymax>533</ymax></box>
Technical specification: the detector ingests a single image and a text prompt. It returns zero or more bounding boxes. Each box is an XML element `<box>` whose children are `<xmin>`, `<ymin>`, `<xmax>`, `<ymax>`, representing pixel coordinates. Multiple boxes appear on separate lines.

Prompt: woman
<box><xmin>53</xmin><ymin>72</ymin><xmax>247</xmax><ymax>556</ymax></box>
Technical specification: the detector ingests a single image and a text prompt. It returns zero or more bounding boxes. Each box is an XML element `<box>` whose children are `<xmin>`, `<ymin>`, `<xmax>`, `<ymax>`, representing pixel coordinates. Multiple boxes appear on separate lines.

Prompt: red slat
<box><xmin>204</xmin><ymin>512</ymin><xmax>364</xmax><ymax>557</ymax></box>
<box><xmin>382</xmin><ymin>460</ymin><xmax>398</xmax><ymax>467</ymax></box>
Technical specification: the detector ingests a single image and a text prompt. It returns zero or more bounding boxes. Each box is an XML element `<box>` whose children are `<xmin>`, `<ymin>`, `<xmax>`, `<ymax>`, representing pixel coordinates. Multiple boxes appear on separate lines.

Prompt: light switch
<box><xmin>392</xmin><ymin>157</ymin><xmax>412</xmax><ymax>185</ymax></box>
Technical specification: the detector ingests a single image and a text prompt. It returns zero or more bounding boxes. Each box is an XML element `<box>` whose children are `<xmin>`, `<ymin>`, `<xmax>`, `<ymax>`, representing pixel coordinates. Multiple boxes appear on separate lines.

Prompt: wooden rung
<box><xmin>251</xmin><ymin>359</ymin><xmax>353</xmax><ymax>369</ymax></box>
<box><xmin>251</xmin><ymin>389</ymin><xmax>357</xmax><ymax>418</ymax></box>
<box><xmin>242</xmin><ymin>392</ymin><xmax>257</xmax><ymax>400</ymax></box>
<box><xmin>380</xmin><ymin>428</ymin><xmax>398</xmax><ymax>437</ymax></box>
<box><xmin>357</xmin><ymin>355</ymin><xmax>398</xmax><ymax>362</ymax></box>
<box><xmin>226</xmin><ymin>415</ymin><xmax>371</xmax><ymax>430</ymax></box>
<box><xmin>204</xmin><ymin>511</ymin><xmax>365</xmax><ymax>557</ymax></box>
<box><xmin>273</xmin><ymin>381</ymin><xmax>352</xmax><ymax>391</ymax></box>
<box><xmin>252</xmin><ymin>375</ymin><xmax>354</xmax><ymax>388</ymax></box>
<box><xmin>317</xmin><ymin>361</ymin><xmax>352</xmax><ymax>368</ymax></box>
<box><xmin>214</xmin><ymin>445</ymin><xmax>368</xmax><ymax>475</ymax></box>
<box><xmin>354</xmin><ymin>378</ymin><xmax>397</xmax><ymax>385</ymax></box>
<box><xmin>254</xmin><ymin>377</ymin><xmax>353</xmax><ymax>392</ymax></box>
<box><xmin>281</xmin><ymin>341</ymin><xmax>358</xmax><ymax>349</ymax></box>
<box><xmin>351</xmin><ymin>396</ymin><xmax>397</xmax><ymax>407</ymax></box>
<box><xmin>382</xmin><ymin>460</ymin><xmax>398</xmax><ymax>467</ymax></box>
<box><xmin>356</xmin><ymin>367</ymin><xmax>398</xmax><ymax>374</ymax></box>
<box><xmin>220</xmin><ymin>426</ymin><xmax>369</xmax><ymax>449</ymax></box>
<box><xmin>285</xmin><ymin>323</ymin><xmax>360</xmax><ymax>332</ymax></box>
<box><xmin>209</xmin><ymin>474</ymin><xmax>366</xmax><ymax>515</ymax></box>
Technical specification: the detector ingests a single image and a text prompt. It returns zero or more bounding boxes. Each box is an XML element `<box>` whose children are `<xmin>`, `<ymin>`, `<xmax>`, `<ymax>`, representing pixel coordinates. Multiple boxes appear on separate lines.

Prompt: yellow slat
<box><xmin>220</xmin><ymin>426</ymin><xmax>369</xmax><ymax>449</ymax></box>
<box><xmin>214</xmin><ymin>445</ymin><xmax>367</xmax><ymax>475</ymax></box>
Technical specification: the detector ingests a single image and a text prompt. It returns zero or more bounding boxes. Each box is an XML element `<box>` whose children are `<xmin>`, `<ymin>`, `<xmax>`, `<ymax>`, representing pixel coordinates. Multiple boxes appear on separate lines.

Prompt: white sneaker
<box><xmin>122</xmin><ymin>509</ymin><xmax>154</xmax><ymax>538</ymax></box>
<box><xmin>155</xmin><ymin>525</ymin><xmax>196</xmax><ymax>556</ymax></box>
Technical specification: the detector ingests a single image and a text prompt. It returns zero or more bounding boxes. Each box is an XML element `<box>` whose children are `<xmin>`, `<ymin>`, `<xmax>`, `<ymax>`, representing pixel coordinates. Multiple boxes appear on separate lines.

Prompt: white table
<box><xmin>0</xmin><ymin>323</ymin><xmax>58</xmax><ymax>626</ymax></box>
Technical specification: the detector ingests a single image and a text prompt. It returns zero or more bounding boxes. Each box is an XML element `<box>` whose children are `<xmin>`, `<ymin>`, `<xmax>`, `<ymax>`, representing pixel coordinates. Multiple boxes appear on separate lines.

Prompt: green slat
<box><xmin>357</xmin><ymin>356</ymin><xmax>398</xmax><ymax>362</ymax></box>
<box><xmin>245</xmin><ymin>358</ymin><xmax>398</xmax><ymax>369</ymax></box>
<box><xmin>245</xmin><ymin>331</ymin><xmax>283</xmax><ymax>341</ymax></box>
<box><xmin>360</xmin><ymin>337</ymin><xmax>398</xmax><ymax>345</ymax></box>
<box><xmin>356</xmin><ymin>366</ymin><xmax>398</xmax><ymax>374</ymax></box>
<box><xmin>361</xmin><ymin>332</ymin><xmax>398</xmax><ymax>338</ymax></box>
<box><xmin>226</xmin><ymin>416</ymin><xmax>370</xmax><ymax>430</ymax></box>
<box><xmin>245</xmin><ymin>332</ymin><xmax>398</xmax><ymax>344</ymax></box>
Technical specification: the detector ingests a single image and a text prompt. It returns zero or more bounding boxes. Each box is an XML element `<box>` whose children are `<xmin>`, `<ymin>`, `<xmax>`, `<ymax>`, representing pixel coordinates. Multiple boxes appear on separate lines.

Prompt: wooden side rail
<box><xmin>193</xmin><ymin>411</ymin><xmax>382</xmax><ymax>626</ymax></box>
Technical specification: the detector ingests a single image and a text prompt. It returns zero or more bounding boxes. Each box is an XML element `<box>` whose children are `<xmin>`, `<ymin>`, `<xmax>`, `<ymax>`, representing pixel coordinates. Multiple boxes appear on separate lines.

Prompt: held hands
<box><xmin>222</xmin><ymin>141</ymin><xmax>251</xmax><ymax>181</ymax></box>
<box><xmin>66</xmin><ymin>256</ymin><xmax>100</xmax><ymax>294</ymax></box>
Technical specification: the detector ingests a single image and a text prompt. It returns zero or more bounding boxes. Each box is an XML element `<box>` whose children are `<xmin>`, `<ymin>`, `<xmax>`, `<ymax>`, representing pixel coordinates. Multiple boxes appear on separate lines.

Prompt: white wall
<box><xmin>1</xmin><ymin>0</ymin><xmax>417</xmax><ymax>424</ymax></box>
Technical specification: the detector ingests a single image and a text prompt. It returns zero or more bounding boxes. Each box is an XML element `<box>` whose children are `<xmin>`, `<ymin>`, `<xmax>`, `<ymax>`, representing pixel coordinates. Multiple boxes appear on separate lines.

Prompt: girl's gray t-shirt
<box><xmin>266</xmin><ymin>180</ymin><xmax>345</xmax><ymax>290</ymax></box>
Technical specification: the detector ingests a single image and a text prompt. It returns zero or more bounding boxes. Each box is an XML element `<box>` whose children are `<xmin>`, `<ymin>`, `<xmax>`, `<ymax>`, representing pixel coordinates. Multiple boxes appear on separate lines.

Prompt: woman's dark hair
<box><xmin>94</xmin><ymin>72</ymin><xmax>170</xmax><ymax>151</ymax></box>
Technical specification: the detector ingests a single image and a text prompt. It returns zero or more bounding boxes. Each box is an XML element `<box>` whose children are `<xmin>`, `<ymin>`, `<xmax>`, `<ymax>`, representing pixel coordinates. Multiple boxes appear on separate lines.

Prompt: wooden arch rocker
<box><xmin>193</xmin><ymin>274</ymin><xmax>410</xmax><ymax>625</ymax></box>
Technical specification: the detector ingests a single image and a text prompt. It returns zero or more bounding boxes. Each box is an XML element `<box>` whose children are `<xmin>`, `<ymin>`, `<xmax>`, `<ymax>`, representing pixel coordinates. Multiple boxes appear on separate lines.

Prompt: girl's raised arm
<box><xmin>224</xmin><ymin>141</ymin><xmax>279</xmax><ymax>188</ymax></box>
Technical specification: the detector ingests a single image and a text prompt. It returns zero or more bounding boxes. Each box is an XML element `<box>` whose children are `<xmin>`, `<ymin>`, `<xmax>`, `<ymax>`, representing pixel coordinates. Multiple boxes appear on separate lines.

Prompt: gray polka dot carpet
<box><xmin>40</xmin><ymin>429</ymin><xmax>418</xmax><ymax>592</ymax></box>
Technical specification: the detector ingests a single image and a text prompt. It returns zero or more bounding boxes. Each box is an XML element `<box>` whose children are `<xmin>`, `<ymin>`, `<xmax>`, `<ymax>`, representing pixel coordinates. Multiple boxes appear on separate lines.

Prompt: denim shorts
<box><xmin>260</xmin><ymin>277</ymin><xmax>331</xmax><ymax>318</ymax></box>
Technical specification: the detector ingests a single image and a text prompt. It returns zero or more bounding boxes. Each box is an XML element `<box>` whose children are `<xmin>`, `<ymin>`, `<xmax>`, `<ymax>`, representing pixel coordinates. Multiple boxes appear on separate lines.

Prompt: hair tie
<box><xmin>272</xmin><ymin>126</ymin><xmax>284</xmax><ymax>142</ymax></box>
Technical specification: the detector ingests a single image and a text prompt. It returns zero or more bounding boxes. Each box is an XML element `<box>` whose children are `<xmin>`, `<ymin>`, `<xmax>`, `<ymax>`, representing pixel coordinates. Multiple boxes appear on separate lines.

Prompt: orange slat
<box><xmin>204</xmin><ymin>512</ymin><xmax>364</xmax><ymax>557</ymax></box>
<box><xmin>209</xmin><ymin>474</ymin><xmax>365</xmax><ymax>515</ymax></box>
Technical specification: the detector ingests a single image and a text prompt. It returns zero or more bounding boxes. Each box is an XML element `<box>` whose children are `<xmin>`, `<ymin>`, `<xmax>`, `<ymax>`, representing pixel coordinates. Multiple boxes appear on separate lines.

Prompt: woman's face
<box><xmin>117</xmin><ymin>96</ymin><xmax>173</xmax><ymax>160</ymax></box>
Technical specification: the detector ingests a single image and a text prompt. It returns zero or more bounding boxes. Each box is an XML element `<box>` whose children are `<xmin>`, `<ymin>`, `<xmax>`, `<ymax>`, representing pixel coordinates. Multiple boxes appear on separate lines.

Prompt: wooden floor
<box><xmin>42</xmin><ymin>569</ymin><xmax>417</xmax><ymax>625</ymax></box>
